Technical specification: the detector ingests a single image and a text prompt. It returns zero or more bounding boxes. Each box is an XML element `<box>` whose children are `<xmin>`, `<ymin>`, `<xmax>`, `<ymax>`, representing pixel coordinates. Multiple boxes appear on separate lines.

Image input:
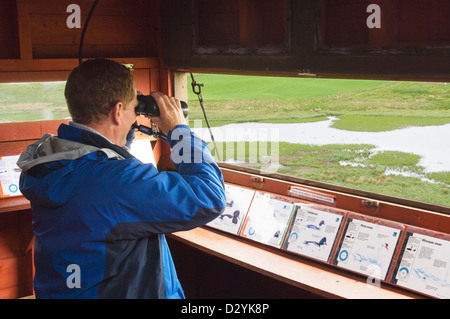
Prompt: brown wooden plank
<box><xmin>196</xmin><ymin>0</ymin><xmax>240</xmax><ymax>46</ymax></box>
<box><xmin>28</xmin><ymin>0</ymin><xmax>152</xmax><ymax>16</ymax></box>
<box><xmin>0</xmin><ymin>212</ymin><xmax>33</xmax><ymax>258</ymax></box>
<box><xmin>0</xmin><ymin>120</ymin><xmax>66</xmax><ymax>142</ymax></box>
<box><xmin>23</xmin><ymin>0</ymin><xmax>158</xmax><ymax>59</ymax></box>
<box><xmin>0</xmin><ymin>283</ymin><xmax>33</xmax><ymax>299</ymax></box>
<box><xmin>0</xmin><ymin>198</ymin><xmax>30</xmax><ymax>214</ymax></box>
<box><xmin>367</xmin><ymin>0</ymin><xmax>398</xmax><ymax>46</ymax></box>
<box><xmin>398</xmin><ymin>0</ymin><xmax>450</xmax><ymax>44</ymax></box>
<box><xmin>0</xmin><ymin>58</ymin><xmax>158</xmax><ymax>72</ymax></box>
<box><xmin>0</xmin><ymin>140</ymin><xmax>34</xmax><ymax>156</ymax></box>
<box><xmin>30</xmin><ymin>15</ymin><xmax>153</xmax><ymax>46</ymax></box>
<box><xmin>0</xmin><ymin>252</ymin><xmax>33</xmax><ymax>298</ymax></box>
<box><xmin>150</xmin><ymin>68</ymin><xmax>160</xmax><ymax>92</ymax></box>
<box><xmin>0</xmin><ymin>0</ymin><xmax>19</xmax><ymax>59</ymax></box>
<box><xmin>133</xmin><ymin>69</ymin><xmax>151</xmax><ymax>95</ymax></box>
<box><xmin>322</xmin><ymin>0</ymin><xmax>369</xmax><ymax>47</ymax></box>
<box><xmin>0</xmin><ymin>58</ymin><xmax>158</xmax><ymax>83</ymax></box>
<box><xmin>0</xmin><ymin>122</ymin><xmax>41</xmax><ymax>142</ymax></box>
<box><xmin>0</xmin><ymin>70</ymin><xmax>71</xmax><ymax>83</ymax></box>
<box><xmin>16</xmin><ymin>0</ymin><xmax>33</xmax><ymax>59</ymax></box>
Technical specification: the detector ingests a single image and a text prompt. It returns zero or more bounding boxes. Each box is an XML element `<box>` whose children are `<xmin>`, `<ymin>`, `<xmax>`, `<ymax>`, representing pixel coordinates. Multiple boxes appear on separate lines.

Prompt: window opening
<box><xmin>187</xmin><ymin>73</ymin><xmax>450</xmax><ymax>207</ymax></box>
<box><xmin>0</xmin><ymin>81</ymin><xmax>69</xmax><ymax>123</ymax></box>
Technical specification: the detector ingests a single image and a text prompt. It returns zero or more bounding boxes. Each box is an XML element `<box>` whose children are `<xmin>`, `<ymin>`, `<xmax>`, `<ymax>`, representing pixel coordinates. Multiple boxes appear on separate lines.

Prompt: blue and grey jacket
<box><xmin>17</xmin><ymin>122</ymin><xmax>226</xmax><ymax>299</ymax></box>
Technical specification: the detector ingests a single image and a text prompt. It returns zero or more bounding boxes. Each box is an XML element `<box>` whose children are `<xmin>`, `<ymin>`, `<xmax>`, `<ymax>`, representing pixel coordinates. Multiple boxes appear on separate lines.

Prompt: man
<box><xmin>17</xmin><ymin>58</ymin><xmax>226</xmax><ymax>299</ymax></box>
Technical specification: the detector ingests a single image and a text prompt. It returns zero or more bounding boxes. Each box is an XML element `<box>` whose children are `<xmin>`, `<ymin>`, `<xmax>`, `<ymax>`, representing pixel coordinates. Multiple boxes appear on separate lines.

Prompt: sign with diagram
<box><xmin>240</xmin><ymin>192</ymin><xmax>296</xmax><ymax>248</ymax></box>
<box><xmin>283</xmin><ymin>205</ymin><xmax>345</xmax><ymax>262</ymax></box>
<box><xmin>0</xmin><ymin>155</ymin><xmax>22</xmax><ymax>197</ymax></box>
<box><xmin>333</xmin><ymin>215</ymin><xmax>403</xmax><ymax>281</ymax></box>
<box><xmin>392</xmin><ymin>228</ymin><xmax>450</xmax><ymax>299</ymax></box>
<box><xmin>207</xmin><ymin>183</ymin><xmax>255</xmax><ymax>235</ymax></box>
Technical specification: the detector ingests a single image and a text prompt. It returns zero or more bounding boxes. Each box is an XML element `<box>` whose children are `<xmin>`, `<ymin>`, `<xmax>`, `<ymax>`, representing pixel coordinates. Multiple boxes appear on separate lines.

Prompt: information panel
<box><xmin>207</xmin><ymin>184</ymin><xmax>255</xmax><ymax>235</ymax></box>
<box><xmin>333</xmin><ymin>216</ymin><xmax>403</xmax><ymax>281</ymax></box>
<box><xmin>392</xmin><ymin>229</ymin><xmax>450</xmax><ymax>299</ymax></box>
<box><xmin>240</xmin><ymin>192</ymin><xmax>296</xmax><ymax>248</ymax></box>
<box><xmin>0</xmin><ymin>155</ymin><xmax>22</xmax><ymax>197</ymax></box>
<box><xmin>283</xmin><ymin>205</ymin><xmax>346</xmax><ymax>263</ymax></box>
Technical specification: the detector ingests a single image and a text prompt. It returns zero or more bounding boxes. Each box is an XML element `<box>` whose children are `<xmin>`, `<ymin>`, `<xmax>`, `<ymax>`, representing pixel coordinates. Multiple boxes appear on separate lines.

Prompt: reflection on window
<box><xmin>188</xmin><ymin>74</ymin><xmax>450</xmax><ymax>207</ymax></box>
<box><xmin>0</xmin><ymin>81</ymin><xmax>69</xmax><ymax>123</ymax></box>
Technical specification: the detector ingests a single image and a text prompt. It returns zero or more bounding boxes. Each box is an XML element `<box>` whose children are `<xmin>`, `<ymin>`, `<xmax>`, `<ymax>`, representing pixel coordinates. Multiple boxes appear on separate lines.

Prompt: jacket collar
<box><xmin>58</xmin><ymin>122</ymin><xmax>135</xmax><ymax>160</ymax></box>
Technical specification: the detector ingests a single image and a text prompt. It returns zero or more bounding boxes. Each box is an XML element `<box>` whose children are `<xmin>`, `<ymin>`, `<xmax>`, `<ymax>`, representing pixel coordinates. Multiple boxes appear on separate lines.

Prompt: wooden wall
<box><xmin>161</xmin><ymin>0</ymin><xmax>450</xmax><ymax>81</ymax></box>
<box><xmin>321</xmin><ymin>0</ymin><xmax>450</xmax><ymax>48</ymax></box>
<box><xmin>0</xmin><ymin>0</ymin><xmax>160</xmax><ymax>60</ymax></box>
<box><xmin>0</xmin><ymin>210</ymin><xmax>33</xmax><ymax>298</ymax></box>
<box><xmin>194</xmin><ymin>0</ymin><xmax>287</xmax><ymax>50</ymax></box>
<box><xmin>0</xmin><ymin>0</ymin><xmax>164</xmax><ymax>84</ymax></box>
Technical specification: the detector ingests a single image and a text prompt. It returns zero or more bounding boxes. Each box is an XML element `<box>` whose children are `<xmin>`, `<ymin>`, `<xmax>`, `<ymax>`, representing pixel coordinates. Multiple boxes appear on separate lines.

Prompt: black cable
<box><xmin>189</xmin><ymin>73</ymin><xmax>221</xmax><ymax>161</ymax></box>
<box><xmin>78</xmin><ymin>0</ymin><xmax>100</xmax><ymax>64</ymax></box>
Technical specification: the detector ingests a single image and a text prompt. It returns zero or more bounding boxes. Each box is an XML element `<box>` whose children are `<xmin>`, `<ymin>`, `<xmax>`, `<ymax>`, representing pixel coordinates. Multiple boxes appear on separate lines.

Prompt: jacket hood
<box><xmin>17</xmin><ymin>134</ymin><xmax>100</xmax><ymax>172</ymax></box>
<box><xmin>17</xmin><ymin>131</ymin><xmax>124</xmax><ymax>208</ymax></box>
<box><xmin>17</xmin><ymin>133</ymin><xmax>122</xmax><ymax>172</ymax></box>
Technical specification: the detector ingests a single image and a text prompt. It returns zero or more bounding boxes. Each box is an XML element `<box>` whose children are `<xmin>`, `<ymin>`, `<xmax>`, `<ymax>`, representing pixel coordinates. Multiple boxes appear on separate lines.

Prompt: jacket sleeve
<box><xmin>101</xmin><ymin>125</ymin><xmax>226</xmax><ymax>237</ymax></box>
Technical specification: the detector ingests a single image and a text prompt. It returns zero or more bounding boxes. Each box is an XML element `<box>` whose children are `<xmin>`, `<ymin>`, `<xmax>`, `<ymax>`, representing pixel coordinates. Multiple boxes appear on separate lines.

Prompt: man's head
<box><xmin>65</xmin><ymin>58</ymin><xmax>138</xmax><ymax>146</ymax></box>
<box><xmin>65</xmin><ymin>58</ymin><xmax>136</xmax><ymax>125</ymax></box>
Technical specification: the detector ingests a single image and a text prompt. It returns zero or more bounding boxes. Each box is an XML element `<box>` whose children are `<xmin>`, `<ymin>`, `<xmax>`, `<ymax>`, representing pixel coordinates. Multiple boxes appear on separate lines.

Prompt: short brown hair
<box><xmin>65</xmin><ymin>58</ymin><xmax>135</xmax><ymax>124</ymax></box>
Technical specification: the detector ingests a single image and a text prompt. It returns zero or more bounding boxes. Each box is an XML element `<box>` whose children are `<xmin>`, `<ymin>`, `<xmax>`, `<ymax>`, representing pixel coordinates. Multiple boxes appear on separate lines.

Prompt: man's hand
<box><xmin>149</xmin><ymin>92</ymin><xmax>188</xmax><ymax>135</ymax></box>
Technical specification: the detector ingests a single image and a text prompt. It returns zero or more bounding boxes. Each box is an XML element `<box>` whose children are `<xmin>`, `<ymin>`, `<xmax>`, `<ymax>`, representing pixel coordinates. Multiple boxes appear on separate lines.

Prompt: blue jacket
<box><xmin>17</xmin><ymin>123</ymin><xmax>225</xmax><ymax>299</ymax></box>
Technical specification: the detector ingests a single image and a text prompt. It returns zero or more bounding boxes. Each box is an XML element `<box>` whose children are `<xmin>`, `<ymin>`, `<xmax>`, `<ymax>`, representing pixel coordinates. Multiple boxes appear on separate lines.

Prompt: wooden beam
<box><xmin>0</xmin><ymin>57</ymin><xmax>159</xmax><ymax>83</ymax></box>
<box><xmin>173</xmin><ymin>72</ymin><xmax>188</xmax><ymax>103</ymax></box>
<box><xmin>239</xmin><ymin>0</ymin><xmax>249</xmax><ymax>46</ymax></box>
<box><xmin>15</xmin><ymin>0</ymin><xmax>33</xmax><ymax>59</ymax></box>
<box><xmin>0</xmin><ymin>57</ymin><xmax>159</xmax><ymax>72</ymax></box>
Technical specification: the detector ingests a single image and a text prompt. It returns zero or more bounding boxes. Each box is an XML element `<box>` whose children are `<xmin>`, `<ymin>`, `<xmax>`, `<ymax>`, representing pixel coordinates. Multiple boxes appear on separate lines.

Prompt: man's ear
<box><xmin>111</xmin><ymin>102</ymin><xmax>123</xmax><ymax>125</ymax></box>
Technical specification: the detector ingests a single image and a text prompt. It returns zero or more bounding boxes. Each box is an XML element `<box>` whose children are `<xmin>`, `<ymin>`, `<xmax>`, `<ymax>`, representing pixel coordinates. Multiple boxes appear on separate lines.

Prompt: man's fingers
<box><xmin>151</xmin><ymin>92</ymin><xmax>180</xmax><ymax>115</ymax></box>
<box><xmin>148</xmin><ymin>92</ymin><xmax>187</xmax><ymax>135</ymax></box>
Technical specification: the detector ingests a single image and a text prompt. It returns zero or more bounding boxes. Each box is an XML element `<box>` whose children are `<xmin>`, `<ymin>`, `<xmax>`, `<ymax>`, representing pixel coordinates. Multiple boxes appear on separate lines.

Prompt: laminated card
<box><xmin>391</xmin><ymin>227</ymin><xmax>450</xmax><ymax>299</ymax></box>
<box><xmin>283</xmin><ymin>204</ymin><xmax>346</xmax><ymax>263</ymax></box>
<box><xmin>0</xmin><ymin>155</ymin><xmax>22</xmax><ymax>197</ymax></box>
<box><xmin>240</xmin><ymin>192</ymin><xmax>296</xmax><ymax>248</ymax></box>
<box><xmin>207</xmin><ymin>184</ymin><xmax>255</xmax><ymax>235</ymax></box>
<box><xmin>333</xmin><ymin>215</ymin><xmax>403</xmax><ymax>281</ymax></box>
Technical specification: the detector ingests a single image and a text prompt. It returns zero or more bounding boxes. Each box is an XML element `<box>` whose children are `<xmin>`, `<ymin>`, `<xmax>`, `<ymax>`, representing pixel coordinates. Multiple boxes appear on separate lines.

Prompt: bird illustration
<box><xmin>304</xmin><ymin>237</ymin><xmax>327</xmax><ymax>247</ymax></box>
<box><xmin>219</xmin><ymin>210</ymin><xmax>240</xmax><ymax>224</ymax></box>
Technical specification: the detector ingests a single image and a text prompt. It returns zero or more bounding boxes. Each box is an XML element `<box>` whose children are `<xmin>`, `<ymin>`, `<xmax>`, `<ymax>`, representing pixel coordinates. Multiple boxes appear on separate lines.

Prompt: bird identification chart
<box><xmin>283</xmin><ymin>205</ymin><xmax>345</xmax><ymax>263</ymax></box>
<box><xmin>392</xmin><ymin>230</ymin><xmax>450</xmax><ymax>299</ymax></box>
<box><xmin>333</xmin><ymin>216</ymin><xmax>403</xmax><ymax>280</ymax></box>
<box><xmin>207</xmin><ymin>184</ymin><xmax>255</xmax><ymax>235</ymax></box>
<box><xmin>0</xmin><ymin>155</ymin><xmax>22</xmax><ymax>197</ymax></box>
<box><xmin>240</xmin><ymin>192</ymin><xmax>295</xmax><ymax>248</ymax></box>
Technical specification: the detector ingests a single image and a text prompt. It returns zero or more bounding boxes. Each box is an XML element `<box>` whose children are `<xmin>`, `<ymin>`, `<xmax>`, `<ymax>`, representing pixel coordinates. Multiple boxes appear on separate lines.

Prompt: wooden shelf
<box><xmin>0</xmin><ymin>196</ymin><xmax>30</xmax><ymax>214</ymax></box>
<box><xmin>169</xmin><ymin>227</ymin><xmax>422</xmax><ymax>299</ymax></box>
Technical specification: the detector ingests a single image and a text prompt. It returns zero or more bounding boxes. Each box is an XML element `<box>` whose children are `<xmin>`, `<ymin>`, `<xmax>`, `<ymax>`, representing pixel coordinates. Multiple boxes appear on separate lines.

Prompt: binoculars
<box><xmin>135</xmin><ymin>95</ymin><xmax>189</xmax><ymax>118</ymax></box>
<box><xmin>133</xmin><ymin>95</ymin><xmax>189</xmax><ymax>141</ymax></box>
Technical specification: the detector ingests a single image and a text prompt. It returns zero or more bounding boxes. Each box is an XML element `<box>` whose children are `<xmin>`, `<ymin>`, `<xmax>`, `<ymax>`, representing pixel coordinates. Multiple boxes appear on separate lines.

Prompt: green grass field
<box><xmin>187</xmin><ymin>74</ymin><xmax>450</xmax><ymax>130</ymax></box>
<box><xmin>0</xmin><ymin>82</ymin><xmax>68</xmax><ymax>122</ymax></box>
